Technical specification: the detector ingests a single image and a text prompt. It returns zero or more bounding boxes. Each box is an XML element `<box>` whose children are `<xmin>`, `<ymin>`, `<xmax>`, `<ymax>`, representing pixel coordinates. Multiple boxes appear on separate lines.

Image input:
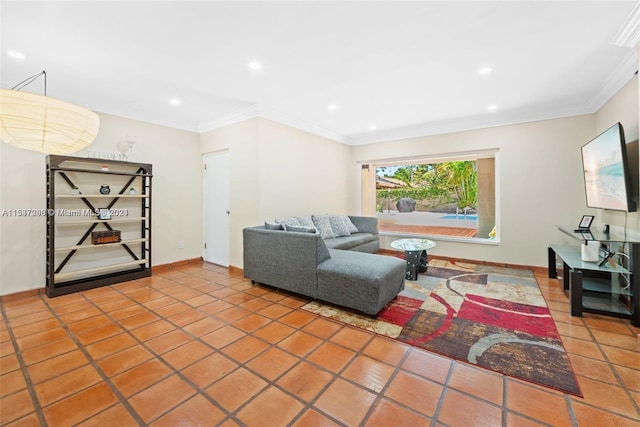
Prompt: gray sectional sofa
<box><xmin>243</xmin><ymin>215</ymin><xmax>406</xmax><ymax>315</ymax></box>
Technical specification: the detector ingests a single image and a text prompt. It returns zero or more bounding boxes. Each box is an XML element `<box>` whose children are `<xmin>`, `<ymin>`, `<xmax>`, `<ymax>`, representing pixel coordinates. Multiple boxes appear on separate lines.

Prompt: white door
<box><xmin>203</xmin><ymin>151</ymin><xmax>230</xmax><ymax>266</ymax></box>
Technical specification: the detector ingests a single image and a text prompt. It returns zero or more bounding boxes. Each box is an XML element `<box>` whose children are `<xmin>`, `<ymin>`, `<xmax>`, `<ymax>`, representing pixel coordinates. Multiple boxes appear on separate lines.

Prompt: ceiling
<box><xmin>1</xmin><ymin>1</ymin><xmax>639</xmax><ymax>146</ymax></box>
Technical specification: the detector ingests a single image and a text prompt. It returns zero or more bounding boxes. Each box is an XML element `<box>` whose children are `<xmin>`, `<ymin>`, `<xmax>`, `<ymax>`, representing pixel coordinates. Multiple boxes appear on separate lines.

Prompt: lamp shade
<box><xmin>0</xmin><ymin>88</ymin><xmax>100</xmax><ymax>155</ymax></box>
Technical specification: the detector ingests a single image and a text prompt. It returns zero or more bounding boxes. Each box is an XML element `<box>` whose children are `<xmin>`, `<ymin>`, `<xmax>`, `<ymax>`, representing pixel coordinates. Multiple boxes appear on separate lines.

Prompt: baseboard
<box><xmin>228</xmin><ymin>265</ymin><xmax>244</xmax><ymax>276</ymax></box>
<box><xmin>0</xmin><ymin>288</ymin><xmax>46</xmax><ymax>304</ymax></box>
<box><xmin>151</xmin><ymin>257</ymin><xmax>203</xmax><ymax>272</ymax></box>
<box><xmin>1</xmin><ymin>257</ymin><xmax>206</xmax><ymax>303</ymax></box>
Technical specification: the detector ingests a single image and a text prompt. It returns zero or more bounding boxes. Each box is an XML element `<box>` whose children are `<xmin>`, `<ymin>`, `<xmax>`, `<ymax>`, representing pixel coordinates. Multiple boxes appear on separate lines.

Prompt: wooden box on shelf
<box><xmin>91</xmin><ymin>230</ymin><xmax>121</xmax><ymax>245</ymax></box>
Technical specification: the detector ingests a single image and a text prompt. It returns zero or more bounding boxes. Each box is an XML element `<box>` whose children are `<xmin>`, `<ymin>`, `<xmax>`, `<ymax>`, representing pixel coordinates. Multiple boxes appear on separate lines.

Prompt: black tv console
<box><xmin>548</xmin><ymin>226</ymin><xmax>639</xmax><ymax>327</ymax></box>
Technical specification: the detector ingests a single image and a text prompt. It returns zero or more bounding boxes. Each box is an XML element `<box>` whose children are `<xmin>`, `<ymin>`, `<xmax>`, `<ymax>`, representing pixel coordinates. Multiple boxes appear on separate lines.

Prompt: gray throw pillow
<box><xmin>296</xmin><ymin>216</ymin><xmax>318</xmax><ymax>233</ymax></box>
<box><xmin>311</xmin><ymin>215</ymin><xmax>336</xmax><ymax>239</ymax></box>
<box><xmin>328</xmin><ymin>215</ymin><xmax>351</xmax><ymax>237</ymax></box>
<box><xmin>284</xmin><ymin>224</ymin><xmax>316</xmax><ymax>233</ymax></box>
<box><xmin>264</xmin><ymin>221</ymin><xmax>284</xmax><ymax>230</ymax></box>
<box><xmin>275</xmin><ymin>217</ymin><xmax>300</xmax><ymax>227</ymax></box>
<box><xmin>340</xmin><ymin>215</ymin><xmax>359</xmax><ymax>233</ymax></box>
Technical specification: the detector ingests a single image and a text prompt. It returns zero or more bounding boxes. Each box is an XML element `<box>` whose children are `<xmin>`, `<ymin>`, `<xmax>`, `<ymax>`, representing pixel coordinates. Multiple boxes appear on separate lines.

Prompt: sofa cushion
<box><xmin>328</xmin><ymin>215</ymin><xmax>351</xmax><ymax>237</ymax></box>
<box><xmin>323</xmin><ymin>233</ymin><xmax>376</xmax><ymax>250</ymax></box>
<box><xmin>265</xmin><ymin>221</ymin><xmax>284</xmax><ymax>230</ymax></box>
<box><xmin>312</xmin><ymin>215</ymin><xmax>336</xmax><ymax>239</ymax></box>
<box><xmin>341</xmin><ymin>215</ymin><xmax>359</xmax><ymax>233</ymax></box>
<box><xmin>296</xmin><ymin>216</ymin><xmax>318</xmax><ymax>233</ymax></box>
<box><xmin>275</xmin><ymin>217</ymin><xmax>301</xmax><ymax>227</ymax></box>
<box><xmin>284</xmin><ymin>224</ymin><xmax>316</xmax><ymax>233</ymax></box>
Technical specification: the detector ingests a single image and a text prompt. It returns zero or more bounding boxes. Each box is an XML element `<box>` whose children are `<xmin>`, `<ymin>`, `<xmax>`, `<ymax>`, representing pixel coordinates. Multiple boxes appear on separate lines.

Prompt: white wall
<box><xmin>0</xmin><ymin>112</ymin><xmax>202</xmax><ymax>296</ymax></box>
<box><xmin>257</xmin><ymin>119</ymin><xmax>352</xmax><ymax>219</ymax></box>
<box><xmin>593</xmin><ymin>76</ymin><xmax>640</xmax><ymax>238</ymax></box>
<box><xmin>200</xmin><ymin>117</ymin><xmax>352</xmax><ymax>269</ymax></box>
<box><xmin>350</xmin><ymin>115</ymin><xmax>597</xmax><ymax>267</ymax></box>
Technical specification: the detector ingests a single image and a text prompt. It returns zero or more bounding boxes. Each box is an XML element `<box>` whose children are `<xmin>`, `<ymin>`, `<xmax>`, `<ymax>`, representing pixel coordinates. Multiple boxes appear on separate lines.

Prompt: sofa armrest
<box><xmin>242</xmin><ymin>226</ymin><xmax>330</xmax><ymax>297</ymax></box>
<box><xmin>348</xmin><ymin>216</ymin><xmax>379</xmax><ymax>236</ymax></box>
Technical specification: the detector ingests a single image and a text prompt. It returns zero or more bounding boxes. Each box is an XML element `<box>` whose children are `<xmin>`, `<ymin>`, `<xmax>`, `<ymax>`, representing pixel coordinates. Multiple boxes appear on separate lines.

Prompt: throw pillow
<box><xmin>296</xmin><ymin>216</ymin><xmax>318</xmax><ymax>233</ymax></box>
<box><xmin>340</xmin><ymin>215</ymin><xmax>359</xmax><ymax>233</ymax></box>
<box><xmin>264</xmin><ymin>221</ymin><xmax>284</xmax><ymax>230</ymax></box>
<box><xmin>328</xmin><ymin>215</ymin><xmax>351</xmax><ymax>237</ymax></box>
<box><xmin>275</xmin><ymin>217</ymin><xmax>300</xmax><ymax>227</ymax></box>
<box><xmin>311</xmin><ymin>215</ymin><xmax>336</xmax><ymax>239</ymax></box>
<box><xmin>284</xmin><ymin>224</ymin><xmax>316</xmax><ymax>233</ymax></box>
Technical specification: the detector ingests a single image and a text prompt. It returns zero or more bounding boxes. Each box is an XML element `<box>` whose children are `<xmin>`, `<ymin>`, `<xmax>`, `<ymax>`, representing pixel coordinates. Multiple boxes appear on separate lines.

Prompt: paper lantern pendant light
<box><xmin>0</xmin><ymin>71</ymin><xmax>100</xmax><ymax>155</ymax></box>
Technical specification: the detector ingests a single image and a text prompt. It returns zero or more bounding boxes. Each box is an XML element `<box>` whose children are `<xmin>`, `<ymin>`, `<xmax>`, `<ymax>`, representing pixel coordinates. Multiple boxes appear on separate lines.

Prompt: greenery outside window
<box><xmin>361</xmin><ymin>150</ymin><xmax>498</xmax><ymax>241</ymax></box>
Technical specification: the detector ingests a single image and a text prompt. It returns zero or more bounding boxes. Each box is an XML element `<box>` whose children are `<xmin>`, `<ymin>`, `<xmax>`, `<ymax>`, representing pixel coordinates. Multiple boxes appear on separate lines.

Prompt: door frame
<box><xmin>202</xmin><ymin>149</ymin><xmax>230</xmax><ymax>266</ymax></box>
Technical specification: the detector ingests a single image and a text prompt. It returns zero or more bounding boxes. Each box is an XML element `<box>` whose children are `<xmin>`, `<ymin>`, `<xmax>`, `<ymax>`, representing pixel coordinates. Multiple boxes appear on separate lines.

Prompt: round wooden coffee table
<box><xmin>390</xmin><ymin>238</ymin><xmax>436</xmax><ymax>280</ymax></box>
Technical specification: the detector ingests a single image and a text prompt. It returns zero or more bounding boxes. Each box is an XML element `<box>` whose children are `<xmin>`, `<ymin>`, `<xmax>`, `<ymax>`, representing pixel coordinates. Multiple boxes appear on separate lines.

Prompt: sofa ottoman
<box><xmin>316</xmin><ymin>249</ymin><xmax>406</xmax><ymax>315</ymax></box>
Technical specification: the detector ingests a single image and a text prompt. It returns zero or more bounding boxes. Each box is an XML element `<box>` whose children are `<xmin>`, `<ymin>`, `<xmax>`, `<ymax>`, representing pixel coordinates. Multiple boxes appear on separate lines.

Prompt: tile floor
<box><xmin>1</xmin><ymin>262</ymin><xmax>639</xmax><ymax>426</ymax></box>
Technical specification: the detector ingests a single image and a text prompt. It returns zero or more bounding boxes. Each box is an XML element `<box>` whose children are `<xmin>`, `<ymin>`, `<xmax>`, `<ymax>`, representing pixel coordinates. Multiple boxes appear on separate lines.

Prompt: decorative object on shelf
<box><xmin>97</xmin><ymin>208</ymin><xmax>111</xmax><ymax>220</ymax></box>
<box><xmin>70</xmin><ymin>186</ymin><xmax>80</xmax><ymax>195</ymax></box>
<box><xmin>88</xmin><ymin>151</ymin><xmax>127</xmax><ymax>161</ymax></box>
<box><xmin>99</xmin><ymin>185</ymin><xmax>111</xmax><ymax>195</ymax></box>
<box><xmin>91</xmin><ymin>230</ymin><xmax>121</xmax><ymax>245</ymax></box>
<box><xmin>115</xmin><ymin>135</ymin><xmax>137</xmax><ymax>160</ymax></box>
<box><xmin>101</xmin><ymin>164</ymin><xmax>109</xmax><ymax>172</ymax></box>
<box><xmin>128</xmin><ymin>187</ymin><xmax>136</xmax><ymax>195</ymax></box>
<box><xmin>581</xmin><ymin>240</ymin><xmax>599</xmax><ymax>262</ymax></box>
<box><xmin>0</xmin><ymin>71</ymin><xmax>100</xmax><ymax>155</ymax></box>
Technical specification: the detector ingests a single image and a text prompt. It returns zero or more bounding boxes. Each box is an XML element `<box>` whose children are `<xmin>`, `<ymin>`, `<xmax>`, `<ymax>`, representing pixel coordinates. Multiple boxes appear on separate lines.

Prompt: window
<box><xmin>360</xmin><ymin>150</ymin><xmax>498</xmax><ymax>241</ymax></box>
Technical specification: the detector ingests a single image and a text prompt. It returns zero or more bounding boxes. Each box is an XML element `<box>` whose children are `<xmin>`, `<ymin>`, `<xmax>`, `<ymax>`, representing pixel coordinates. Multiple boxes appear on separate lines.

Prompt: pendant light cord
<box><xmin>11</xmin><ymin>70</ymin><xmax>46</xmax><ymax>95</ymax></box>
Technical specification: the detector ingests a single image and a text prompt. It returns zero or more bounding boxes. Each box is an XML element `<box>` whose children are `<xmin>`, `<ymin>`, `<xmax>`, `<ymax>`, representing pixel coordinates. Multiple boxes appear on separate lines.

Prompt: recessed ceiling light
<box><xmin>248</xmin><ymin>61</ymin><xmax>262</xmax><ymax>71</ymax></box>
<box><xmin>327</xmin><ymin>104</ymin><xmax>337</xmax><ymax>111</ymax></box>
<box><xmin>488</xmin><ymin>104</ymin><xmax>498</xmax><ymax>111</ymax></box>
<box><xmin>7</xmin><ymin>50</ymin><xmax>26</xmax><ymax>60</ymax></box>
<box><xmin>478</xmin><ymin>66</ymin><xmax>493</xmax><ymax>75</ymax></box>
<box><xmin>170</xmin><ymin>98</ymin><xmax>181</xmax><ymax>106</ymax></box>
<box><xmin>369</xmin><ymin>125</ymin><xmax>377</xmax><ymax>131</ymax></box>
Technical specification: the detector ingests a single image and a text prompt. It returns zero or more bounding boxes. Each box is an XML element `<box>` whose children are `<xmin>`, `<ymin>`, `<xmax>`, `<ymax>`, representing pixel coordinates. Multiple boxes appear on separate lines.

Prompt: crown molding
<box><xmin>197</xmin><ymin>104</ymin><xmax>346</xmax><ymax>143</ymax></box>
<box><xmin>587</xmin><ymin>49</ymin><xmax>638</xmax><ymax>112</ymax></box>
<box><xmin>197</xmin><ymin>104</ymin><xmax>260</xmax><ymax>133</ymax></box>
<box><xmin>258</xmin><ymin>106</ymin><xmax>346</xmax><ymax>144</ymax></box>
<box><xmin>345</xmin><ymin>106</ymin><xmax>594</xmax><ymax>146</ymax></box>
<box><xmin>613</xmin><ymin>1</ymin><xmax>640</xmax><ymax>48</ymax></box>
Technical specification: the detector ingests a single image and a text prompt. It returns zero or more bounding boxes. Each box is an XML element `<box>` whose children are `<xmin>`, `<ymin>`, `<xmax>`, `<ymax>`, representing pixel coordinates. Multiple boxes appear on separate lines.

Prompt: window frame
<box><xmin>357</xmin><ymin>148</ymin><xmax>500</xmax><ymax>244</ymax></box>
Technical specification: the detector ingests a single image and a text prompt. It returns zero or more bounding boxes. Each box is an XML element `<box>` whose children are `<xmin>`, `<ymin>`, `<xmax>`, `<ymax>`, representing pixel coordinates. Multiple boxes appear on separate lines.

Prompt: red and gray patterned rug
<box><xmin>302</xmin><ymin>259</ymin><xmax>582</xmax><ymax>397</ymax></box>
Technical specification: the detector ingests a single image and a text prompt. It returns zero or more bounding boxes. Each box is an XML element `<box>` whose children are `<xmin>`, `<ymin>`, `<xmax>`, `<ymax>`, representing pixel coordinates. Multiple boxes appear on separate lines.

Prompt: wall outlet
<box><xmin>178</xmin><ymin>240</ymin><xmax>184</xmax><ymax>249</ymax></box>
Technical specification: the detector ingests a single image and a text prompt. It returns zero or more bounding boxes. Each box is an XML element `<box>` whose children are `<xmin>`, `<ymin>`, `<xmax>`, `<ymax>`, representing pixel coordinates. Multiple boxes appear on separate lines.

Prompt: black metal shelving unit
<box><xmin>548</xmin><ymin>226</ymin><xmax>639</xmax><ymax>326</ymax></box>
<box><xmin>46</xmin><ymin>155</ymin><xmax>152</xmax><ymax>297</ymax></box>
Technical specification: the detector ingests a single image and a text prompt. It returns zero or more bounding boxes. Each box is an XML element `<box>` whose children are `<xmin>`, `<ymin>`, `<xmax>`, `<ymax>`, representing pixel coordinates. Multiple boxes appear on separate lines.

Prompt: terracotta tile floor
<box><xmin>1</xmin><ymin>262</ymin><xmax>639</xmax><ymax>426</ymax></box>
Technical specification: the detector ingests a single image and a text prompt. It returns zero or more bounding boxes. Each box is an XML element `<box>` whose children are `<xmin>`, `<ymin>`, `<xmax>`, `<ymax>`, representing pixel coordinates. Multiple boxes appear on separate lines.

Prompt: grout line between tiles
<box><xmin>0</xmin><ymin>301</ymin><xmax>48</xmax><ymax>426</ymax></box>
<box><xmin>90</xmin><ymin>273</ymin><xmax>238</xmax><ymax>424</ymax></box>
<box><xmin>40</xmin><ymin>292</ymin><xmax>147</xmax><ymax>426</ymax></box>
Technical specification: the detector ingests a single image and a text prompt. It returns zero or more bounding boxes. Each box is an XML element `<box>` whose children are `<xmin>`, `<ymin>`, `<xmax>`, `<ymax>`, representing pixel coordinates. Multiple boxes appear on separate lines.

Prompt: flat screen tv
<box><xmin>581</xmin><ymin>122</ymin><xmax>637</xmax><ymax>212</ymax></box>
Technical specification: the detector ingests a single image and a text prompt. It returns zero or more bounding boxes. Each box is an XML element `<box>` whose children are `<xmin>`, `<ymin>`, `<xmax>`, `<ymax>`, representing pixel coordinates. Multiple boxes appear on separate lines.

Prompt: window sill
<box><xmin>379</xmin><ymin>231</ymin><xmax>500</xmax><ymax>245</ymax></box>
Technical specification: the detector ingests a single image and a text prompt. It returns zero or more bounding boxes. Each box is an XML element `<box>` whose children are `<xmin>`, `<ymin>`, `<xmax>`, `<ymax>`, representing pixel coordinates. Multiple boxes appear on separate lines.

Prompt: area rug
<box><xmin>302</xmin><ymin>259</ymin><xmax>582</xmax><ymax>397</ymax></box>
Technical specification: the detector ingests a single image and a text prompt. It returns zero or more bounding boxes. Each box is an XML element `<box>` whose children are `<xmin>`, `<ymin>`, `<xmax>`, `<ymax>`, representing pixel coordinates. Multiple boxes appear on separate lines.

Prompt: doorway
<box><xmin>203</xmin><ymin>151</ymin><xmax>230</xmax><ymax>266</ymax></box>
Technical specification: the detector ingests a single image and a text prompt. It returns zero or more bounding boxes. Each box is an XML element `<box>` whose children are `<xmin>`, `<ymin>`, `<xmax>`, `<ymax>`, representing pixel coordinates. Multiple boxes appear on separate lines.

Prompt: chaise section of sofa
<box><xmin>317</xmin><ymin>249</ymin><xmax>405</xmax><ymax>315</ymax></box>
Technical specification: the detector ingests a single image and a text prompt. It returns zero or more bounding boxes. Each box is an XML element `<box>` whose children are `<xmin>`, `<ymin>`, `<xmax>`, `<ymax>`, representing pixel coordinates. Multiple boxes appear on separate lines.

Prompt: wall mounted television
<box><xmin>581</xmin><ymin>122</ymin><xmax>637</xmax><ymax>212</ymax></box>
